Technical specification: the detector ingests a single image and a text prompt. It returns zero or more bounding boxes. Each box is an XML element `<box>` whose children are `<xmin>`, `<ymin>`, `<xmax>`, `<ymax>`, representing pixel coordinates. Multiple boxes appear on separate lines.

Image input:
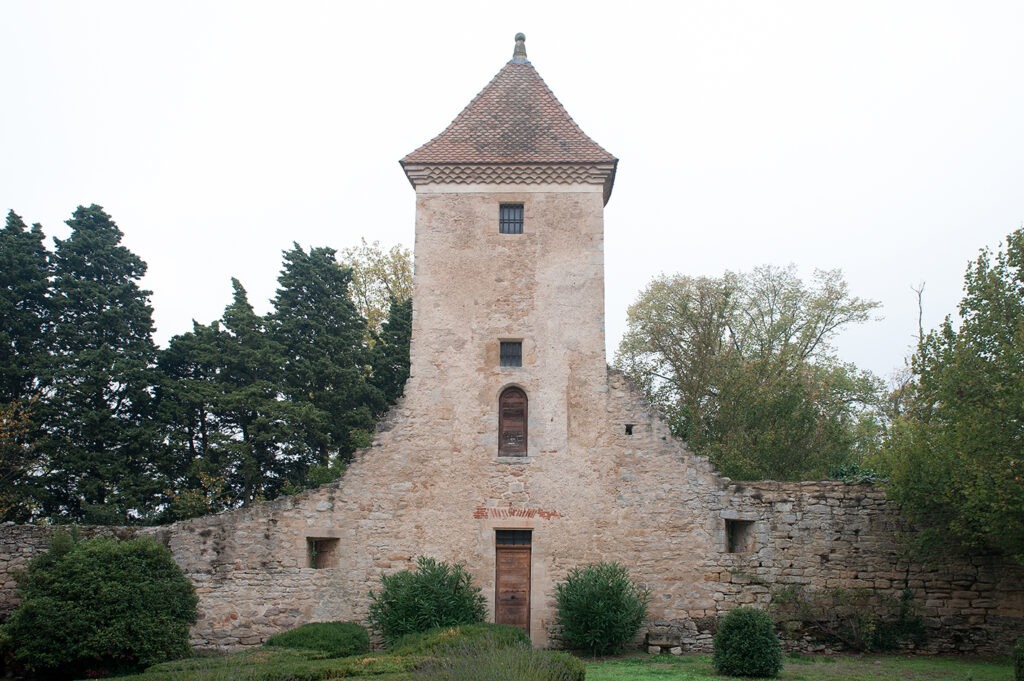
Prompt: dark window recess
<box><xmin>499</xmin><ymin>204</ymin><xmax>524</xmax><ymax>234</ymax></box>
<box><xmin>499</xmin><ymin>387</ymin><xmax>528</xmax><ymax>456</ymax></box>
<box><xmin>725</xmin><ymin>520</ymin><xmax>755</xmax><ymax>554</ymax></box>
<box><xmin>307</xmin><ymin>537</ymin><xmax>340</xmax><ymax>568</ymax></box>
<box><xmin>500</xmin><ymin>341</ymin><xmax>523</xmax><ymax>367</ymax></box>
<box><xmin>496</xmin><ymin>529</ymin><xmax>533</xmax><ymax>546</ymax></box>
<box><xmin>624</xmin><ymin>423</ymin><xmax>634</xmax><ymax>436</ymax></box>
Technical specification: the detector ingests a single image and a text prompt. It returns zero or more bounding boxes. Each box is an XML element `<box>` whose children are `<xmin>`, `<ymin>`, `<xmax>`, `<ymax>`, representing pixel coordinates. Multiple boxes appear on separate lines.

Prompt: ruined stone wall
<box><xmin>0</xmin><ymin>524</ymin><xmax>140</xmax><ymax>616</ymax></box>
<box><xmin>2</xmin><ymin>370</ymin><xmax>1021</xmax><ymax>653</ymax></box>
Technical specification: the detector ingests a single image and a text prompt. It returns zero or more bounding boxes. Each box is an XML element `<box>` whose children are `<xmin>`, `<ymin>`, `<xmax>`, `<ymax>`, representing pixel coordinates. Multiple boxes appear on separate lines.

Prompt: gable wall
<box><xmin>3</xmin><ymin>369</ymin><xmax>1022</xmax><ymax>653</ymax></box>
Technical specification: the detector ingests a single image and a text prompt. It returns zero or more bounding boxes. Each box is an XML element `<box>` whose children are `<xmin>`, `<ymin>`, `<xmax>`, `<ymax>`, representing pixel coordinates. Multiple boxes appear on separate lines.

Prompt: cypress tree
<box><xmin>0</xmin><ymin>210</ymin><xmax>52</xmax><ymax>404</ymax></box>
<box><xmin>0</xmin><ymin>210</ymin><xmax>52</xmax><ymax>520</ymax></box>
<box><xmin>214</xmin><ymin>278</ymin><xmax>296</xmax><ymax>504</ymax></box>
<box><xmin>271</xmin><ymin>244</ymin><xmax>379</xmax><ymax>478</ymax></box>
<box><xmin>40</xmin><ymin>205</ymin><xmax>159</xmax><ymax>522</ymax></box>
<box><xmin>372</xmin><ymin>296</ymin><xmax>412</xmax><ymax>405</ymax></box>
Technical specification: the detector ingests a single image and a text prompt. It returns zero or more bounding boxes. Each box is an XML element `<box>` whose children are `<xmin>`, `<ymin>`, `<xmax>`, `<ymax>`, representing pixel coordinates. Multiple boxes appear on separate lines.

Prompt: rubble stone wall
<box><xmin>1</xmin><ymin>371</ymin><xmax>1021</xmax><ymax>654</ymax></box>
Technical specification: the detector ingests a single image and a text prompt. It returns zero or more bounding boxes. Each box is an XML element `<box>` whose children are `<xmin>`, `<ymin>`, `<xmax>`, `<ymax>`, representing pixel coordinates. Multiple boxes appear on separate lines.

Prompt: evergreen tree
<box><xmin>0</xmin><ymin>210</ymin><xmax>52</xmax><ymax>520</ymax></box>
<box><xmin>39</xmin><ymin>205</ymin><xmax>159</xmax><ymax>523</ymax></box>
<box><xmin>372</xmin><ymin>296</ymin><xmax>412</xmax><ymax>405</ymax></box>
<box><xmin>271</xmin><ymin>245</ymin><xmax>379</xmax><ymax>480</ymax></box>
<box><xmin>156</xmin><ymin>321</ymin><xmax>232</xmax><ymax>519</ymax></box>
<box><xmin>212</xmin><ymin>278</ymin><xmax>295</xmax><ymax>505</ymax></box>
<box><xmin>0</xmin><ymin>210</ymin><xmax>52</xmax><ymax>404</ymax></box>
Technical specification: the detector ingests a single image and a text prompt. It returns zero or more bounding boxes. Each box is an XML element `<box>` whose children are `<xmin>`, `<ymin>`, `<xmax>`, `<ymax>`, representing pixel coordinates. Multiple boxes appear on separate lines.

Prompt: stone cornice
<box><xmin>400</xmin><ymin>161</ymin><xmax>618</xmax><ymax>204</ymax></box>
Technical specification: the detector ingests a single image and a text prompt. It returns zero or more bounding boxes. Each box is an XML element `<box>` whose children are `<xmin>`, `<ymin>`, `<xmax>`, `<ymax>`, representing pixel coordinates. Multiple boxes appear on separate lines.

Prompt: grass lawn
<box><xmin>584</xmin><ymin>652</ymin><xmax>1014</xmax><ymax>681</ymax></box>
<box><xmin>106</xmin><ymin>649</ymin><xmax>1014</xmax><ymax>681</ymax></box>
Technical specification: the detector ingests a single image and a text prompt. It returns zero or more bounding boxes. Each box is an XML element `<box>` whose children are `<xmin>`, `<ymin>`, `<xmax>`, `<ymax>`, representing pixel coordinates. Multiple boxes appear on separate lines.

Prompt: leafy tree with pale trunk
<box><xmin>338</xmin><ymin>238</ymin><xmax>412</xmax><ymax>338</ymax></box>
<box><xmin>882</xmin><ymin>227</ymin><xmax>1024</xmax><ymax>564</ymax></box>
<box><xmin>616</xmin><ymin>264</ymin><xmax>881</xmax><ymax>480</ymax></box>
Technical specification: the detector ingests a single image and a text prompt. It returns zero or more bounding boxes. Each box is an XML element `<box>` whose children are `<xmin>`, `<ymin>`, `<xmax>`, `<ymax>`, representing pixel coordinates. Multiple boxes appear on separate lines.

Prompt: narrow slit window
<box><xmin>499</xmin><ymin>204</ymin><xmax>524</xmax><ymax>234</ymax></box>
<box><xmin>500</xmin><ymin>341</ymin><xmax>523</xmax><ymax>367</ymax></box>
<box><xmin>499</xmin><ymin>387</ymin><xmax>528</xmax><ymax>457</ymax></box>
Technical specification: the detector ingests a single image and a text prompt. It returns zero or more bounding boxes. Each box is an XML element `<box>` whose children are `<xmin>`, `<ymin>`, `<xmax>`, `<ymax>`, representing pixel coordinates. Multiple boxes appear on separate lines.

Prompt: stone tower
<box><xmin>391</xmin><ymin>33</ymin><xmax>620</xmax><ymax>638</ymax></box>
<box><xmin>399</xmin><ymin>32</ymin><xmax>617</xmax><ymax>465</ymax></box>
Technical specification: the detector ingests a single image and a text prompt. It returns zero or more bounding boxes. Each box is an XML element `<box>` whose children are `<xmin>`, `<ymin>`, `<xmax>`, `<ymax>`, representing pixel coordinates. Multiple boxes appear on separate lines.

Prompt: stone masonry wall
<box><xmin>1</xmin><ymin>370</ymin><xmax>1022</xmax><ymax>653</ymax></box>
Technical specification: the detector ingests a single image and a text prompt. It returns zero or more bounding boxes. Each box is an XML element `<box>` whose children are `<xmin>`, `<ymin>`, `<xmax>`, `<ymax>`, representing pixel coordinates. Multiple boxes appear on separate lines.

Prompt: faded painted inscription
<box><xmin>473</xmin><ymin>507</ymin><xmax>561</xmax><ymax>520</ymax></box>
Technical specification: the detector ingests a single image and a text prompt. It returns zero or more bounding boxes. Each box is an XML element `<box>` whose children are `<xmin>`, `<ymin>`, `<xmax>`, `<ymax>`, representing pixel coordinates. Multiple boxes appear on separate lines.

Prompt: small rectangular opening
<box><xmin>500</xmin><ymin>341</ymin><xmax>523</xmax><ymax>367</ymax></box>
<box><xmin>499</xmin><ymin>204</ymin><xmax>524</xmax><ymax>234</ymax></box>
<box><xmin>725</xmin><ymin>519</ymin><xmax>755</xmax><ymax>554</ymax></box>
<box><xmin>496</xmin><ymin>529</ymin><xmax>533</xmax><ymax>545</ymax></box>
<box><xmin>307</xmin><ymin>537</ymin><xmax>340</xmax><ymax>568</ymax></box>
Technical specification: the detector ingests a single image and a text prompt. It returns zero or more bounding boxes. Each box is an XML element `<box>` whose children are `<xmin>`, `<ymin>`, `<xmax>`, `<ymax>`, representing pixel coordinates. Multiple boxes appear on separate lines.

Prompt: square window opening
<box><xmin>499</xmin><ymin>204</ymin><xmax>524</xmax><ymax>234</ymax></box>
<box><xmin>500</xmin><ymin>341</ymin><xmax>523</xmax><ymax>367</ymax></box>
<box><xmin>307</xmin><ymin>537</ymin><xmax>340</xmax><ymax>569</ymax></box>
<box><xmin>725</xmin><ymin>519</ymin><xmax>755</xmax><ymax>554</ymax></box>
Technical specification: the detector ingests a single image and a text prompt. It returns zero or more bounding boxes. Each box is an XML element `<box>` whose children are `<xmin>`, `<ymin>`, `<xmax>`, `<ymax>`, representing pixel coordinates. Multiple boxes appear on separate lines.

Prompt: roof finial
<box><xmin>512</xmin><ymin>32</ymin><xmax>527</xmax><ymax>63</ymax></box>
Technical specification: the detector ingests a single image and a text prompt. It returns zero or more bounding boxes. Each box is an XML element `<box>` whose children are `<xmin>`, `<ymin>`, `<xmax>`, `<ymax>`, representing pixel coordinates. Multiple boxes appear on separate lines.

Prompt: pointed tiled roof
<box><xmin>401</xmin><ymin>34</ymin><xmax>616</xmax><ymax>168</ymax></box>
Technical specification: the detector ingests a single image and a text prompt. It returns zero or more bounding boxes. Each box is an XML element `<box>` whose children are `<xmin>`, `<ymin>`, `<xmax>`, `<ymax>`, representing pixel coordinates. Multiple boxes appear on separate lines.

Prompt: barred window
<box><xmin>500</xmin><ymin>341</ymin><xmax>523</xmax><ymax>367</ymax></box>
<box><xmin>499</xmin><ymin>204</ymin><xmax>524</xmax><ymax>234</ymax></box>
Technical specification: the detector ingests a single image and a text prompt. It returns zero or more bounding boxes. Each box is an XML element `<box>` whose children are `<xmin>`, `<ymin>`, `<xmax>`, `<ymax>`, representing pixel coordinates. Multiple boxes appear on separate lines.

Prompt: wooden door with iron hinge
<box><xmin>495</xmin><ymin>530</ymin><xmax>532</xmax><ymax>633</ymax></box>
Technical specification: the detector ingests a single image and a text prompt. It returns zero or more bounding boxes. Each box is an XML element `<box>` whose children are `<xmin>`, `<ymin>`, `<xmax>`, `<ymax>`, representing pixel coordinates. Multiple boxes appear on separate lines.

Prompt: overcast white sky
<box><xmin>2</xmin><ymin>1</ymin><xmax>1022</xmax><ymax>380</ymax></box>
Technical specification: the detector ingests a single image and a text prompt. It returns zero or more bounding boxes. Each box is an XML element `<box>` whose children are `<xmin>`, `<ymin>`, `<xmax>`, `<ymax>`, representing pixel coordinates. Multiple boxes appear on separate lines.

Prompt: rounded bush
<box><xmin>368</xmin><ymin>556</ymin><xmax>486</xmax><ymax>645</ymax></box>
<box><xmin>554</xmin><ymin>561</ymin><xmax>650</xmax><ymax>656</ymax></box>
<box><xmin>713</xmin><ymin>607</ymin><xmax>783</xmax><ymax>678</ymax></box>
<box><xmin>0</xmin><ymin>532</ymin><xmax>197</xmax><ymax>679</ymax></box>
<box><xmin>264</xmin><ymin>621</ymin><xmax>370</xmax><ymax>658</ymax></box>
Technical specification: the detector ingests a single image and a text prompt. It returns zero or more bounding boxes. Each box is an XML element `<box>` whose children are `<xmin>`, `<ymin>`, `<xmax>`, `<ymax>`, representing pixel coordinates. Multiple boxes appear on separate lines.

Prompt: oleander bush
<box><xmin>264</xmin><ymin>621</ymin><xmax>370</xmax><ymax>658</ymax></box>
<box><xmin>713</xmin><ymin>606</ymin><xmax>783</xmax><ymax>678</ymax></box>
<box><xmin>554</xmin><ymin>561</ymin><xmax>650</xmax><ymax>656</ymax></box>
<box><xmin>368</xmin><ymin>556</ymin><xmax>486</xmax><ymax>644</ymax></box>
<box><xmin>0</xmin><ymin>532</ymin><xmax>197</xmax><ymax>679</ymax></box>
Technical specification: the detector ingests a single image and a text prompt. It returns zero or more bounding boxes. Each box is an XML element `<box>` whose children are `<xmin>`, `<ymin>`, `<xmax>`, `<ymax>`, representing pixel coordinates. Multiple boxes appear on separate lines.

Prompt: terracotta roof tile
<box><xmin>401</xmin><ymin>52</ymin><xmax>615</xmax><ymax>166</ymax></box>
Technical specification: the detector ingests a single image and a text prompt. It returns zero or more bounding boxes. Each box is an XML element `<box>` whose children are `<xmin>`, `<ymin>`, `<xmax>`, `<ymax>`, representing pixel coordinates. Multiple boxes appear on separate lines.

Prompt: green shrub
<box><xmin>0</xmin><ymin>532</ymin><xmax>197</xmax><ymax>679</ymax></box>
<box><xmin>134</xmin><ymin>647</ymin><xmax>416</xmax><ymax>681</ymax></box>
<box><xmin>1014</xmin><ymin>634</ymin><xmax>1023</xmax><ymax>681</ymax></box>
<box><xmin>770</xmin><ymin>585</ymin><xmax>925</xmax><ymax>652</ymax></box>
<box><xmin>264</xmin><ymin>621</ymin><xmax>369</xmax><ymax>658</ymax></box>
<box><xmin>713</xmin><ymin>607</ymin><xmax>783</xmax><ymax>678</ymax></box>
<box><xmin>391</xmin><ymin>623</ymin><xmax>530</xmax><ymax>656</ymax></box>
<box><xmin>554</xmin><ymin>561</ymin><xmax>650</xmax><ymax>656</ymax></box>
<box><xmin>367</xmin><ymin>556</ymin><xmax>486</xmax><ymax>644</ymax></box>
<box><xmin>412</xmin><ymin>636</ymin><xmax>584</xmax><ymax>681</ymax></box>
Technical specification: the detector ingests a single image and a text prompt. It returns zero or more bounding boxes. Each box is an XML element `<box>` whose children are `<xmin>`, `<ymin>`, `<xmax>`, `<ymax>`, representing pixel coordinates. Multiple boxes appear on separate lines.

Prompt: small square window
<box><xmin>725</xmin><ymin>519</ymin><xmax>755</xmax><ymax>554</ymax></box>
<box><xmin>500</xmin><ymin>341</ymin><xmax>523</xmax><ymax>367</ymax></box>
<box><xmin>307</xmin><ymin>537</ymin><xmax>340</xmax><ymax>568</ymax></box>
<box><xmin>499</xmin><ymin>204</ymin><xmax>524</xmax><ymax>234</ymax></box>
